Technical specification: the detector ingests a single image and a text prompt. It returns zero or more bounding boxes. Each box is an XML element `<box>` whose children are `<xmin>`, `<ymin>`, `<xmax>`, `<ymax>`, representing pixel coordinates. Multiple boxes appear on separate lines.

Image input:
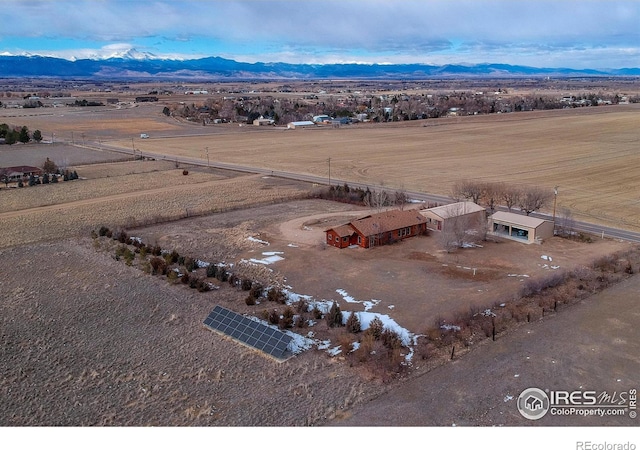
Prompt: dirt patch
<box><xmin>0</xmin><ymin>197</ymin><xmax>636</xmax><ymax>426</ymax></box>
<box><xmin>328</xmin><ymin>273</ymin><xmax>640</xmax><ymax>426</ymax></box>
<box><xmin>0</xmin><ymin>238</ymin><xmax>384</xmax><ymax>426</ymax></box>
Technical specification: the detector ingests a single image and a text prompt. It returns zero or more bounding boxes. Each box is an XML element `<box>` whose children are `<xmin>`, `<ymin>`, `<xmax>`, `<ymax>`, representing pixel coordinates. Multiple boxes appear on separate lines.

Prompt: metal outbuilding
<box><xmin>489</xmin><ymin>211</ymin><xmax>554</xmax><ymax>244</ymax></box>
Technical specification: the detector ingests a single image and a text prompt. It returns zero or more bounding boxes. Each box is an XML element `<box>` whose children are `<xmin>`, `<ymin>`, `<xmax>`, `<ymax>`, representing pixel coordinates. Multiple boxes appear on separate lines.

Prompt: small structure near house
<box><xmin>489</xmin><ymin>211</ymin><xmax>554</xmax><ymax>244</ymax></box>
<box><xmin>325</xmin><ymin>209</ymin><xmax>427</xmax><ymax>249</ymax></box>
<box><xmin>253</xmin><ymin>117</ymin><xmax>275</xmax><ymax>126</ymax></box>
<box><xmin>420</xmin><ymin>202</ymin><xmax>486</xmax><ymax>232</ymax></box>
<box><xmin>313</xmin><ymin>115</ymin><xmax>332</xmax><ymax>123</ymax></box>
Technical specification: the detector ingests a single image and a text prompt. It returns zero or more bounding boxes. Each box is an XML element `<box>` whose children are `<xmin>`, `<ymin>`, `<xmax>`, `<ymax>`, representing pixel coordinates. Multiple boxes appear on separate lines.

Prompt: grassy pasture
<box><xmin>0</xmin><ymin>173</ymin><xmax>310</xmax><ymax>249</ymax></box>
<box><xmin>116</xmin><ymin>105</ymin><xmax>640</xmax><ymax>230</ymax></box>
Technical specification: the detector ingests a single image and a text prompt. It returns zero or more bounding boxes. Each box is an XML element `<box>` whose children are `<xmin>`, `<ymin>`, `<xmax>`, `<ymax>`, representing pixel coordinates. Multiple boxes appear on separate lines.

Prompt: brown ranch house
<box><xmin>325</xmin><ymin>209</ymin><xmax>428</xmax><ymax>249</ymax></box>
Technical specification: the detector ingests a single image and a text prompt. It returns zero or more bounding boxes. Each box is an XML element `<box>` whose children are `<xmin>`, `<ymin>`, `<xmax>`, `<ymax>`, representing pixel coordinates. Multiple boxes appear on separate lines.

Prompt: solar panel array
<box><xmin>203</xmin><ymin>305</ymin><xmax>292</xmax><ymax>359</ymax></box>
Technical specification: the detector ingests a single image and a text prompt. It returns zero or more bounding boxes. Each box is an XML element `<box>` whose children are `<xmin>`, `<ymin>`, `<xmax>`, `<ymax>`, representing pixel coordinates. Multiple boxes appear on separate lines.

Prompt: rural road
<box><xmin>87</xmin><ymin>141</ymin><xmax>640</xmax><ymax>244</ymax></box>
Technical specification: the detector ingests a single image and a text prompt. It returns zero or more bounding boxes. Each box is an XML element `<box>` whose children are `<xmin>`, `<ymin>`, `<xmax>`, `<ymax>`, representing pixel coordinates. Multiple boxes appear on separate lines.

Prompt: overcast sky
<box><xmin>1</xmin><ymin>0</ymin><xmax>639</xmax><ymax>68</ymax></box>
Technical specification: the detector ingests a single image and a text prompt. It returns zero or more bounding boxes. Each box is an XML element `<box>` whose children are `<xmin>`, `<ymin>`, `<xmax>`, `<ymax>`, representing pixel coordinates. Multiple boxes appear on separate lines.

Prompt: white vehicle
<box><xmin>140</xmin><ymin>133</ymin><xmax>149</xmax><ymax>139</ymax></box>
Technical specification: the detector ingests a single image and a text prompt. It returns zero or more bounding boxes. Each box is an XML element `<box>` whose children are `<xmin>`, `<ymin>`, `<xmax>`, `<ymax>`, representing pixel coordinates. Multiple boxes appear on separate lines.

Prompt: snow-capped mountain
<box><xmin>0</xmin><ymin>52</ymin><xmax>637</xmax><ymax>80</ymax></box>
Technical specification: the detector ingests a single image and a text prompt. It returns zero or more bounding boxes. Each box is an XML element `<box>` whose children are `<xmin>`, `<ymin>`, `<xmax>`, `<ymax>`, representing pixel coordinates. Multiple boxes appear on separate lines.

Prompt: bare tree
<box><xmin>501</xmin><ymin>185</ymin><xmax>521</xmax><ymax>211</ymax></box>
<box><xmin>556</xmin><ymin>207</ymin><xmax>575</xmax><ymax>238</ymax></box>
<box><xmin>394</xmin><ymin>189</ymin><xmax>408</xmax><ymax>210</ymax></box>
<box><xmin>364</xmin><ymin>187</ymin><xmax>390</xmax><ymax>213</ymax></box>
<box><xmin>519</xmin><ymin>186</ymin><xmax>552</xmax><ymax>216</ymax></box>
<box><xmin>438</xmin><ymin>203</ymin><xmax>483</xmax><ymax>252</ymax></box>
<box><xmin>451</xmin><ymin>180</ymin><xmax>484</xmax><ymax>204</ymax></box>
<box><xmin>481</xmin><ymin>182</ymin><xmax>503</xmax><ymax>214</ymax></box>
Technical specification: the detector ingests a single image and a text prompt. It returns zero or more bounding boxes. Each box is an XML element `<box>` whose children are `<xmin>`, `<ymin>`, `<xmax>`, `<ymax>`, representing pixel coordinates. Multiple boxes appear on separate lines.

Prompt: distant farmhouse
<box><xmin>0</xmin><ymin>166</ymin><xmax>42</xmax><ymax>182</ymax></box>
<box><xmin>135</xmin><ymin>96</ymin><xmax>158</xmax><ymax>103</ymax></box>
<box><xmin>325</xmin><ymin>209</ymin><xmax>427</xmax><ymax>249</ymax></box>
<box><xmin>420</xmin><ymin>201</ymin><xmax>486</xmax><ymax>232</ymax></box>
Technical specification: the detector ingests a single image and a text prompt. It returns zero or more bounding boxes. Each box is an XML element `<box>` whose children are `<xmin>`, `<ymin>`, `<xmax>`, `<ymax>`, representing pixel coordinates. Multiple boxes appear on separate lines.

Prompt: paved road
<box><xmin>87</xmin><ymin>141</ymin><xmax>640</xmax><ymax>244</ymax></box>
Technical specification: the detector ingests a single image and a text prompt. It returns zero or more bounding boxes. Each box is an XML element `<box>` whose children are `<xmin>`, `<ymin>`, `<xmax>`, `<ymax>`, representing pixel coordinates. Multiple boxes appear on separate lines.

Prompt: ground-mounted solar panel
<box><xmin>203</xmin><ymin>305</ymin><xmax>293</xmax><ymax>360</ymax></box>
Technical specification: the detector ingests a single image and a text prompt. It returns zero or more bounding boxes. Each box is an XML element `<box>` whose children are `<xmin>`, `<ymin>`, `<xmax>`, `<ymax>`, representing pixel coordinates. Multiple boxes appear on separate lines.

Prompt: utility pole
<box><xmin>327</xmin><ymin>157</ymin><xmax>331</xmax><ymax>187</ymax></box>
<box><xmin>206</xmin><ymin>146</ymin><xmax>210</xmax><ymax>167</ymax></box>
<box><xmin>131</xmin><ymin>137</ymin><xmax>135</xmax><ymax>160</ymax></box>
<box><xmin>553</xmin><ymin>186</ymin><xmax>559</xmax><ymax>223</ymax></box>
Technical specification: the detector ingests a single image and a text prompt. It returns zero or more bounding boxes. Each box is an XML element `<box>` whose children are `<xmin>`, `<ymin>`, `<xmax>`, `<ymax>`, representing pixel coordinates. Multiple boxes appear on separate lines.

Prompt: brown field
<box><xmin>1</xmin><ymin>87</ymin><xmax>640</xmax><ymax>427</ymax></box>
<box><xmin>0</xmin><ymin>165</ymin><xmax>311</xmax><ymax>248</ymax></box>
<box><xmin>329</xmin><ymin>271</ymin><xmax>640</xmax><ymax>426</ymax></box>
<box><xmin>4</xmin><ymin>101</ymin><xmax>640</xmax><ymax>232</ymax></box>
<box><xmin>1</xmin><ymin>196</ymin><xmax>637</xmax><ymax>426</ymax></box>
<box><xmin>106</xmin><ymin>104</ymin><xmax>640</xmax><ymax>231</ymax></box>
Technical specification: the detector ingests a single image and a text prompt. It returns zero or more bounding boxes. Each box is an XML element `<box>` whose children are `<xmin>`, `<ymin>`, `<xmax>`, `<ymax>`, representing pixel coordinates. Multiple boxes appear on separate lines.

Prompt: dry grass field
<box><xmin>0</xmin><ymin>164</ymin><xmax>310</xmax><ymax>248</ymax></box>
<box><xmin>5</xmin><ymin>92</ymin><xmax>639</xmax><ymax>231</ymax></box>
<box><xmin>104</xmin><ymin>104</ymin><xmax>640</xmax><ymax>231</ymax></box>
<box><xmin>2</xmin><ymin>85</ymin><xmax>639</xmax><ymax>427</ymax></box>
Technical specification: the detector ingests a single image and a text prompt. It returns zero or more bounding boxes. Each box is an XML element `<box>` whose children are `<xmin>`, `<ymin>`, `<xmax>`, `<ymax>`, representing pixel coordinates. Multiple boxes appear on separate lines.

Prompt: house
<box><xmin>287</xmin><ymin>121</ymin><xmax>315</xmax><ymax>129</ymax></box>
<box><xmin>325</xmin><ymin>224</ymin><xmax>358</xmax><ymax>249</ymax></box>
<box><xmin>420</xmin><ymin>202</ymin><xmax>486</xmax><ymax>232</ymax></box>
<box><xmin>0</xmin><ymin>166</ymin><xmax>43</xmax><ymax>182</ymax></box>
<box><xmin>325</xmin><ymin>209</ymin><xmax>427</xmax><ymax>249</ymax></box>
<box><xmin>489</xmin><ymin>211</ymin><xmax>554</xmax><ymax>244</ymax></box>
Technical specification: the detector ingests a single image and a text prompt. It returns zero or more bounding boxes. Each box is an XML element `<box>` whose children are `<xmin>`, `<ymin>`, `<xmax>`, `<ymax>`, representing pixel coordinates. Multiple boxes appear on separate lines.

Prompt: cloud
<box><xmin>1</xmin><ymin>0</ymin><xmax>638</xmax><ymax>68</ymax></box>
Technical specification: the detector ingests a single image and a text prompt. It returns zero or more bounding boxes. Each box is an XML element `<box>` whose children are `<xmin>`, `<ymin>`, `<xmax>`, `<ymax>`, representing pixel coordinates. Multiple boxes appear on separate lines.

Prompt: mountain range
<box><xmin>1</xmin><ymin>52</ymin><xmax>638</xmax><ymax>80</ymax></box>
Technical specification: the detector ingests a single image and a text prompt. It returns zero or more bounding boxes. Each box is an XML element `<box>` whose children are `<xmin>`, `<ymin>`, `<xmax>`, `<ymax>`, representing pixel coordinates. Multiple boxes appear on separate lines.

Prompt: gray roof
<box><xmin>422</xmin><ymin>202</ymin><xmax>485</xmax><ymax>220</ymax></box>
<box><xmin>491</xmin><ymin>211</ymin><xmax>549</xmax><ymax>228</ymax></box>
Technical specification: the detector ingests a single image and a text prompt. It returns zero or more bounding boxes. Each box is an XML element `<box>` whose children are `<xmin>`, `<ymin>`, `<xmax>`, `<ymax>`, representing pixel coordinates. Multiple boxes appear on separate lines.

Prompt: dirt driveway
<box><xmin>135</xmin><ymin>199</ymin><xmax>629</xmax><ymax>337</ymax></box>
<box><xmin>263</xmin><ymin>201</ymin><xmax>629</xmax><ymax>334</ymax></box>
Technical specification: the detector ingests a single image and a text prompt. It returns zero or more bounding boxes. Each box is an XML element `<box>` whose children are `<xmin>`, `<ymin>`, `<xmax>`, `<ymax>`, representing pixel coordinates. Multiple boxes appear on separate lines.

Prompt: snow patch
<box><xmin>247</xmin><ymin>236</ymin><xmax>270</xmax><ymax>245</ymax></box>
<box><xmin>335</xmin><ymin>288</ymin><xmax>381</xmax><ymax>311</ymax></box>
<box><xmin>244</xmin><ymin>251</ymin><xmax>284</xmax><ymax>265</ymax></box>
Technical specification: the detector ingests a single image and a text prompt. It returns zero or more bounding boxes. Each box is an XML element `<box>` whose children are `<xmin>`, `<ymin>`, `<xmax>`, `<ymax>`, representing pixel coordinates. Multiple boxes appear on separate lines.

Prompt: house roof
<box><xmin>422</xmin><ymin>201</ymin><xmax>485</xmax><ymax>220</ymax></box>
<box><xmin>350</xmin><ymin>209</ymin><xmax>426</xmax><ymax>237</ymax></box>
<box><xmin>328</xmin><ymin>224</ymin><xmax>356</xmax><ymax>237</ymax></box>
<box><xmin>0</xmin><ymin>166</ymin><xmax>42</xmax><ymax>176</ymax></box>
<box><xmin>491</xmin><ymin>210</ymin><xmax>549</xmax><ymax>229</ymax></box>
<box><xmin>288</xmin><ymin>121</ymin><xmax>315</xmax><ymax>126</ymax></box>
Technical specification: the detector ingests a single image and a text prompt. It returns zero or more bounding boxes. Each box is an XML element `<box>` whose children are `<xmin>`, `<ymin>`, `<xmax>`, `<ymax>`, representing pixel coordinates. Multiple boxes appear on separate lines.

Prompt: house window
<box><xmin>357</xmin><ymin>236</ymin><xmax>362</xmax><ymax>244</ymax></box>
<box><xmin>343</xmin><ymin>236</ymin><xmax>348</xmax><ymax>242</ymax></box>
<box><xmin>335</xmin><ymin>236</ymin><xmax>339</xmax><ymax>241</ymax></box>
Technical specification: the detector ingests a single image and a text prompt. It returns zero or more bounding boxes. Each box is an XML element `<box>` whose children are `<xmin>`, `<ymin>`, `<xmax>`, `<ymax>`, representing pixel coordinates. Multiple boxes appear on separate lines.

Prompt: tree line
<box><xmin>451</xmin><ymin>180</ymin><xmax>553</xmax><ymax>216</ymax></box>
<box><xmin>0</xmin><ymin>123</ymin><xmax>42</xmax><ymax>145</ymax></box>
<box><xmin>164</xmin><ymin>88</ymin><xmax>635</xmax><ymax>126</ymax></box>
